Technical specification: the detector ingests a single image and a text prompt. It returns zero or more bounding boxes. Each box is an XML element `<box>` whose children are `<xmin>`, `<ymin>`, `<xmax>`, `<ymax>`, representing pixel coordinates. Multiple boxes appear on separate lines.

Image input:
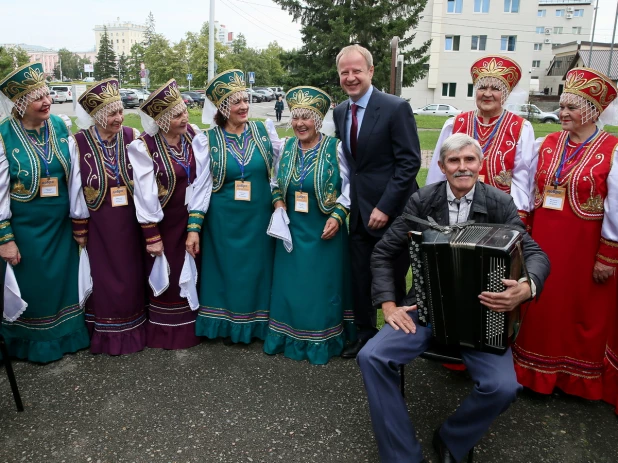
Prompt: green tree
<box><xmin>0</xmin><ymin>46</ymin><xmax>30</xmax><ymax>77</ymax></box>
<box><xmin>231</xmin><ymin>33</ymin><xmax>248</xmax><ymax>54</ymax></box>
<box><xmin>127</xmin><ymin>43</ymin><xmax>146</xmax><ymax>85</ymax></box>
<box><xmin>94</xmin><ymin>26</ymin><xmax>117</xmax><ymax>80</ymax></box>
<box><xmin>144</xmin><ymin>12</ymin><xmax>156</xmax><ymax>47</ymax></box>
<box><xmin>143</xmin><ymin>33</ymin><xmax>172</xmax><ymax>85</ymax></box>
<box><xmin>118</xmin><ymin>53</ymin><xmax>130</xmax><ymax>86</ymax></box>
<box><xmin>272</xmin><ymin>0</ymin><xmax>431</xmax><ymax>100</ymax></box>
<box><xmin>185</xmin><ymin>22</ymin><xmax>233</xmax><ymax>88</ymax></box>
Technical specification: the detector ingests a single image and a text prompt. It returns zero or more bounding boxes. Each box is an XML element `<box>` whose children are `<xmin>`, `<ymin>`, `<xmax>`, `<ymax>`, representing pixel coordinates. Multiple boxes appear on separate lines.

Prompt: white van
<box><xmin>49</xmin><ymin>85</ymin><xmax>73</xmax><ymax>102</ymax></box>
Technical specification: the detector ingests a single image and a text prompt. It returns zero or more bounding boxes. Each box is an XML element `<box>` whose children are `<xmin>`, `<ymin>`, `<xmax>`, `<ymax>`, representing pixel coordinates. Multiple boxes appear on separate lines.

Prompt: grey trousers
<box><xmin>357</xmin><ymin>313</ymin><xmax>522</xmax><ymax>463</ymax></box>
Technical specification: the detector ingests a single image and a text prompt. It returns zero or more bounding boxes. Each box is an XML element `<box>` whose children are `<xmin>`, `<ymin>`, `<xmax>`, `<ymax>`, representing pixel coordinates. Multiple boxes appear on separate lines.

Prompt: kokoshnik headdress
<box><xmin>285</xmin><ymin>86</ymin><xmax>332</xmax><ymax>132</ymax></box>
<box><xmin>139</xmin><ymin>79</ymin><xmax>187</xmax><ymax>135</ymax></box>
<box><xmin>76</xmin><ymin>78</ymin><xmax>123</xmax><ymax>130</ymax></box>
<box><xmin>0</xmin><ymin>62</ymin><xmax>49</xmax><ymax>118</ymax></box>
<box><xmin>470</xmin><ymin>55</ymin><xmax>523</xmax><ymax>106</ymax></box>
<box><xmin>560</xmin><ymin>67</ymin><xmax>618</xmax><ymax>126</ymax></box>
<box><xmin>202</xmin><ymin>69</ymin><xmax>248</xmax><ymax>126</ymax></box>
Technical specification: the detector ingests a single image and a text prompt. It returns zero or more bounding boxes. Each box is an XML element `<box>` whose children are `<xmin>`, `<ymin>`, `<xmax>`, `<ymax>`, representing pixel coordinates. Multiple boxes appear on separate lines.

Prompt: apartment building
<box><xmin>214</xmin><ymin>21</ymin><xmax>234</xmax><ymax>47</ymax></box>
<box><xmin>534</xmin><ymin>0</ymin><xmax>594</xmax><ymax>92</ymax></box>
<box><xmin>94</xmin><ymin>19</ymin><xmax>147</xmax><ymax>57</ymax></box>
<box><xmin>403</xmin><ymin>0</ymin><xmax>594</xmax><ymax>110</ymax></box>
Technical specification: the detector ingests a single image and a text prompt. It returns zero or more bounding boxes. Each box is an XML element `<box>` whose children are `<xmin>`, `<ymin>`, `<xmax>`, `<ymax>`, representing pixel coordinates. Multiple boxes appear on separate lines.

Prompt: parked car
<box><xmin>182</xmin><ymin>91</ymin><xmax>205</xmax><ymax>108</ymax></box>
<box><xmin>247</xmin><ymin>89</ymin><xmax>265</xmax><ymax>103</ymax></box>
<box><xmin>119</xmin><ymin>90</ymin><xmax>140</xmax><ymax>109</ymax></box>
<box><xmin>505</xmin><ymin>104</ymin><xmax>559</xmax><ymax>123</ymax></box>
<box><xmin>49</xmin><ymin>90</ymin><xmax>67</xmax><ymax>104</ymax></box>
<box><xmin>412</xmin><ymin>104</ymin><xmax>461</xmax><ymax>117</ymax></box>
<box><xmin>83</xmin><ymin>77</ymin><xmax>95</xmax><ymax>83</ymax></box>
<box><xmin>268</xmin><ymin>86</ymin><xmax>285</xmax><ymax>98</ymax></box>
<box><xmin>125</xmin><ymin>88</ymin><xmax>149</xmax><ymax>103</ymax></box>
<box><xmin>49</xmin><ymin>85</ymin><xmax>73</xmax><ymax>102</ymax></box>
<box><xmin>181</xmin><ymin>93</ymin><xmax>196</xmax><ymax>108</ymax></box>
<box><xmin>254</xmin><ymin>88</ymin><xmax>274</xmax><ymax>102</ymax></box>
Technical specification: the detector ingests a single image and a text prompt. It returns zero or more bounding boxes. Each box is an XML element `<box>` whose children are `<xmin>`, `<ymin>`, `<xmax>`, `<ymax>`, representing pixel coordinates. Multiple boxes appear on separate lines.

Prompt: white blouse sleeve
<box><xmin>601</xmin><ymin>147</ymin><xmax>618</xmax><ymax>243</ymax></box>
<box><xmin>265</xmin><ymin>118</ymin><xmax>283</xmax><ymax>160</ymax></box>
<box><xmin>127</xmin><ymin>139</ymin><xmax>164</xmax><ymax>224</ymax></box>
<box><xmin>0</xmin><ymin>140</ymin><xmax>11</xmax><ymax>222</ymax></box>
<box><xmin>271</xmin><ymin>135</ymin><xmax>287</xmax><ymax>191</ymax></box>
<box><xmin>336</xmin><ymin>142</ymin><xmax>351</xmax><ymax>209</ymax></box>
<box><xmin>509</xmin><ymin>120</ymin><xmax>536</xmax><ymax>212</ymax></box>
<box><xmin>188</xmin><ymin>131</ymin><xmax>213</xmax><ymax>213</ymax></box>
<box><xmin>68</xmin><ymin>136</ymin><xmax>90</xmax><ymax>219</ymax></box>
<box><xmin>426</xmin><ymin>118</ymin><xmax>454</xmax><ymax>185</ymax></box>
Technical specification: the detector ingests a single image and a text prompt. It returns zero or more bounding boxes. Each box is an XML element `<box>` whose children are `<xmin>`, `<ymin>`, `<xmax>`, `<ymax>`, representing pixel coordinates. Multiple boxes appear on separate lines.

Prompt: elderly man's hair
<box><xmin>439</xmin><ymin>133</ymin><xmax>483</xmax><ymax>164</ymax></box>
<box><xmin>336</xmin><ymin>44</ymin><xmax>374</xmax><ymax>70</ymax></box>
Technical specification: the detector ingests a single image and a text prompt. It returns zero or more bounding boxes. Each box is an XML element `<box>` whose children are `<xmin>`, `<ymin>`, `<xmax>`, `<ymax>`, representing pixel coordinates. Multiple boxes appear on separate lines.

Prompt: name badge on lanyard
<box><xmin>235</xmin><ymin>180</ymin><xmax>251</xmax><ymax>201</ymax></box>
<box><xmin>185</xmin><ymin>184</ymin><xmax>194</xmax><ymax>206</ymax></box>
<box><xmin>40</xmin><ymin>177</ymin><xmax>59</xmax><ymax>197</ymax></box>
<box><xmin>295</xmin><ymin>191</ymin><xmax>309</xmax><ymax>213</ymax></box>
<box><xmin>110</xmin><ymin>186</ymin><xmax>129</xmax><ymax>207</ymax></box>
<box><xmin>542</xmin><ymin>185</ymin><xmax>566</xmax><ymax>211</ymax></box>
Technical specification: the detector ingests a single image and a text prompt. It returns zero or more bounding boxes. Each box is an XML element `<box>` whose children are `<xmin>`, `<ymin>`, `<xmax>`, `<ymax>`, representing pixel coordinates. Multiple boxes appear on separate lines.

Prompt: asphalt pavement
<box><xmin>1</xmin><ymin>340</ymin><xmax>616</xmax><ymax>463</ymax></box>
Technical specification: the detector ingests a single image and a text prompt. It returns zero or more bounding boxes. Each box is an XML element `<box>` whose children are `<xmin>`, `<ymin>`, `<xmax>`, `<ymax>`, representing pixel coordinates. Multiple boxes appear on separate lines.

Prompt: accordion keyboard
<box><xmin>486</xmin><ymin>257</ymin><xmax>507</xmax><ymax>348</ymax></box>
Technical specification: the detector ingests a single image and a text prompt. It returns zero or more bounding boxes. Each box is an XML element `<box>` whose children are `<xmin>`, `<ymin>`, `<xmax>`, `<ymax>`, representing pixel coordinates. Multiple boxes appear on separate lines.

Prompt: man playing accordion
<box><xmin>357</xmin><ymin>133</ymin><xmax>550</xmax><ymax>463</ymax></box>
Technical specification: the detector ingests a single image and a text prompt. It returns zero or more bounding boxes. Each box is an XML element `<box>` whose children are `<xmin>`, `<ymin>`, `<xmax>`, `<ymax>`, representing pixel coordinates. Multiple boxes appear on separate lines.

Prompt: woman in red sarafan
<box><xmin>513</xmin><ymin>68</ymin><xmax>618</xmax><ymax>409</ymax></box>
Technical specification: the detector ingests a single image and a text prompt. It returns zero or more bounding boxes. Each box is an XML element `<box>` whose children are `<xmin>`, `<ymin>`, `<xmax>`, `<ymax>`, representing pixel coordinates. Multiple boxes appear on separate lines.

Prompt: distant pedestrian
<box><xmin>274</xmin><ymin>96</ymin><xmax>284</xmax><ymax>122</ymax></box>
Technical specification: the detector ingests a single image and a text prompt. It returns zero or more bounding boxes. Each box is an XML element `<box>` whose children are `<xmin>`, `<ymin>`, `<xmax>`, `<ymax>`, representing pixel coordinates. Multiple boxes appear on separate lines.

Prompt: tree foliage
<box><xmin>94</xmin><ymin>27</ymin><xmax>117</xmax><ymax>80</ymax></box>
<box><xmin>55</xmin><ymin>48</ymin><xmax>92</xmax><ymax>80</ymax></box>
<box><xmin>272</xmin><ymin>0</ymin><xmax>431</xmax><ymax>101</ymax></box>
<box><xmin>0</xmin><ymin>46</ymin><xmax>30</xmax><ymax>78</ymax></box>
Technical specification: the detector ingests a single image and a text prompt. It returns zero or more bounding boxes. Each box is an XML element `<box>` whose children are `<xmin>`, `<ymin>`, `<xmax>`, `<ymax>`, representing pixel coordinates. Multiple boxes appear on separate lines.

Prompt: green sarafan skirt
<box><xmin>2</xmin><ymin>155</ymin><xmax>89</xmax><ymax>363</ymax></box>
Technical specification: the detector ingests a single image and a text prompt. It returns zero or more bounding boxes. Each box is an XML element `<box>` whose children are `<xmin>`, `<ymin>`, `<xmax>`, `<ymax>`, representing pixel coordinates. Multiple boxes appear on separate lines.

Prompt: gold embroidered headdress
<box><xmin>139</xmin><ymin>79</ymin><xmax>186</xmax><ymax>135</ymax></box>
<box><xmin>0</xmin><ymin>62</ymin><xmax>49</xmax><ymax>118</ymax></box>
<box><xmin>76</xmin><ymin>78</ymin><xmax>123</xmax><ymax>129</ymax></box>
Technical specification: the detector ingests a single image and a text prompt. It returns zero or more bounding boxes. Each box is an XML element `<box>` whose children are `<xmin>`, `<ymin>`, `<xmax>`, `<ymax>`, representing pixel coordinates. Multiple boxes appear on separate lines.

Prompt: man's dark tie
<box><xmin>350</xmin><ymin>103</ymin><xmax>358</xmax><ymax>159</ymax></box>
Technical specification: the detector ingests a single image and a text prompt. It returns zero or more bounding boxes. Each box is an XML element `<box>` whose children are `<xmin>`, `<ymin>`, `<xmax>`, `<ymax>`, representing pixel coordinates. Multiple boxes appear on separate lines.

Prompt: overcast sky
<box><xmin>0</xmin><ymin>0</ymin><xmax>616</xmax><ymax>52</ymax></box>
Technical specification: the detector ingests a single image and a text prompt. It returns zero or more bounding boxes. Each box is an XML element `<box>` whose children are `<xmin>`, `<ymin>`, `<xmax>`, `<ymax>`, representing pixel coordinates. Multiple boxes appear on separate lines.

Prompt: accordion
<box><xmin>408</xmin><ymin>223</ymin><xmax>524</xmax><ymax>355</ymax></box>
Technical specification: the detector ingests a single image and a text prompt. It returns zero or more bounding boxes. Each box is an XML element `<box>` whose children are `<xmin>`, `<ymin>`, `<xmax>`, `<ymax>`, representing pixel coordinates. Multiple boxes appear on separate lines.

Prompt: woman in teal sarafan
<box><xmin>194</xmin><ymin>69</ymin><xmax>282</xmax><ymax>344</ymax></box>
<box><xmin>264</xmin><ymin>86</ymin><xmax>355</xmax><ymax>365</ymax></box>
<box><xmin>0</xmin><ymin>63</ymin><xmax>89</xmax><ymax>363</ymax></box>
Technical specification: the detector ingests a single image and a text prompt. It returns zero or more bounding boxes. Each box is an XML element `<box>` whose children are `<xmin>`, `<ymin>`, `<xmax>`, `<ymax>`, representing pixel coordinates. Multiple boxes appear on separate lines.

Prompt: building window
<box><xmin>474</xmin><ymin>0</ymin><xmax>490</xmax><ymax>13</ymax></box>
<box><xmin>442</xmin><ymin>83</ymin><xmax>457</xmax><ymax>97</ymax></box>
<box><xmin>500</xmin><ymin>35</ymin><xmax>516</xmax><ymax>52</ymax></box>
<box><xmin>504</xmin><ymin>0</ymin><xmax>519</xmax><ymax>13</ymax></box>
<box><xmin>538</xmin><ymin>9</ymin><xmax>546</xmax><ymax>17</ymax></box>
<box><xmin>572</xmin><ymin>27</ymin><xmax>582</xmax><ymax>35</ymax></box>
<box><xmin>471</xmin><ymin>35</ymin><xmax>487</xmax><ymax>51</ymax></box>
<box><xmin>445</xmin><ymin>36</ymin><xmax>461</xmax><ymax>51</ymax></box>
<box><xmin>117</xmin><ymin>39</ymin><xmax>119</xmax><ymax>43</ymax></box>
<box><xmin>467</xmin><ymin>83</ymin><xmax>474</xmax><ymax>98</ymax></box>
<box><xmin>555</xmin><ymin>61</ymin><xmax>562</xmax><ymax>69</ymax></box>
<box><xmin>554</xmin><ymin>27</ymin><xmax>563</xmax><ymax>34</ymax></box>
<box><xmin>447</xmin><ymin>0</ymin><xmax>463</xmax><ymax>13</ymax></box>
<box><xmin>536</xmin><ymin>26</ymin><xmax>545</xmax><ymax>34</ymax></box>
<box><xmin>532</xmin><ymin>60</ymin><xmax>541</xmax><ymax>68</ymax></box>
<box><xmin>556</xmin><ymin>9</ymin><xmax>564</xmax><ymax>17</ymax></box>
<box><xmin>534</xmin><ymin>43</ymin><xmax>543</xmax><ymax>51</ymax></box>
<box><xmin>574</xmin><ymin>9</ymin><xmax>584</xmax><ymax>17</ymax></box>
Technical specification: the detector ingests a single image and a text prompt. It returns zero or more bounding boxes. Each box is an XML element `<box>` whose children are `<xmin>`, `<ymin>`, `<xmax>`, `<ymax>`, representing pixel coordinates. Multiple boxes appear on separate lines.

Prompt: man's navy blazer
<box><xmin>334</xmin><ymin>87</ymin><xmax>422</xmax><ymax>237</ymax></box>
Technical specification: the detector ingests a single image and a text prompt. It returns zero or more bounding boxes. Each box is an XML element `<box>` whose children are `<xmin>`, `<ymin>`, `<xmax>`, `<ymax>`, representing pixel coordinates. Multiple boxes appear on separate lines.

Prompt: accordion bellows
<box><xmin>408</xmin><ymin>224</ymin><xmax>524</xmax><ymax>355</ymax></box>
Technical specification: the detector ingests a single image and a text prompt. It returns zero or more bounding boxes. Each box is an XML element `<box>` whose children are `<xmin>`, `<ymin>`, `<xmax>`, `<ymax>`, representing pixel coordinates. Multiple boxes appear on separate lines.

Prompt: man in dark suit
<box><xmin>333</xmin><ymin>44</ymin><xmax>421</xmax><ymax>358</ymax></box>
<box><xmin>358</xmin><ymin>133</ymin><xmax>551</xmax><ymax>463</ymax></box>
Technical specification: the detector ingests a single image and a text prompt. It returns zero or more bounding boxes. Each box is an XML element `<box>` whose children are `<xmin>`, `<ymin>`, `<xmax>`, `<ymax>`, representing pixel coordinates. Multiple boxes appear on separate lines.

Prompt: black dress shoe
<box><xmin>341</xmin><ymin>337</ymin><xmax>369</xmax><ymax>359</ymax></box>
<box><xmin>433</xmin><ymin>428</ymin><xmax>474</xmax><ymax>463</ymax></box>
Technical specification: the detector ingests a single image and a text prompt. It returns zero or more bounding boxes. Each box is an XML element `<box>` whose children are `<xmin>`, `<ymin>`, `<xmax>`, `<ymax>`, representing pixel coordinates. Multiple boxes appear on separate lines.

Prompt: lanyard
<box><xmin>94</xmin><ymin>127</ymin><xmax>120</xmax><ymax>186</ymax></box>
<box><xmin>162</xmin><ymin>135</ymin><xmax>192</xmax><ymax>185</ymax></box>
<box><xmin>297</xmin><ymin>135</ymin><xmax>321</xmax><ymax>192</ymax></box>
<box><xmin>473</xmin><ymin>110</ymin><xmax>506</xmax><ymax>154</ymax></box>
<box><xmin>554</xmin><ymin>128</ymin><xmax>598</xmax><ymax>186</ymax></box>
<box><xmin>21</xmin><ymin>120</ymin><xmax>51</xmax><ymax>177</ymax></box>
<box><xmin>225</xmin><ymin>129</ymin><xmax>252</xmax><ymax>181</ymax></box>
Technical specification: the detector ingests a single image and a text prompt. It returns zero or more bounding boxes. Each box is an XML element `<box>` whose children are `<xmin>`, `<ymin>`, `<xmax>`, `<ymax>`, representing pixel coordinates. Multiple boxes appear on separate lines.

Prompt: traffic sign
<box><xmin>187</xmin><ymin>73</ymin><xmax>193</xmax><ymax>81</ymax></box>
<box><xmin>248</xmin><ymin>72</ymin><xmax>255</xmax><ymax>84</ymax></box>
